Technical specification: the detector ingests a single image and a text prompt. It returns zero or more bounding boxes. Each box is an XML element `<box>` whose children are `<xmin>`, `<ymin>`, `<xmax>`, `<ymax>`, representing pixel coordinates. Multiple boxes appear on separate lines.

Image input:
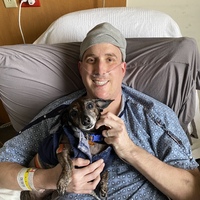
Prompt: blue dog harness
<box><xmin>38</xmin><ymin>125</ymin><xmax>115</xmax><ymax>169</ymax></box>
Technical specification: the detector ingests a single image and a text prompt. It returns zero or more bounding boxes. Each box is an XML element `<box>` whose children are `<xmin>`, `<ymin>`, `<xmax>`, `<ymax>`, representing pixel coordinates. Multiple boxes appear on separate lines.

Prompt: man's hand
<box><xmin>96</xmin><ymin>112</ymin><xmax>134</xmax><ymax>159</ymax></box>
<box><xmin>66</xmin><ymin>158</ymin><xmax>105</xmax><ymax>194</ymax></box>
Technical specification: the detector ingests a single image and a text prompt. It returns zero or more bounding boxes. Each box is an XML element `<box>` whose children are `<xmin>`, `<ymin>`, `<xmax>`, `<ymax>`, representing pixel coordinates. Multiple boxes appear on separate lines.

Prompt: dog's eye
<box><xmin>70</xmin><ymin>110</ymin><xmax>78</xmax><ymax>118</ymax></box>
<box><xmin>86</xmin><ymin>102</ymin><xmax>94</xmax><ymax>110</ymax></box>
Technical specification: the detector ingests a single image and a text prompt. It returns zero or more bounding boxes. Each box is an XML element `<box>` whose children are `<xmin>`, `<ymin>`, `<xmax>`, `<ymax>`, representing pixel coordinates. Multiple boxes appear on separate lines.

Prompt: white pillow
<box><xmin>34</xmin><ymin>7</ymin><xmax>182</xmax><ymax>44</ymax></box>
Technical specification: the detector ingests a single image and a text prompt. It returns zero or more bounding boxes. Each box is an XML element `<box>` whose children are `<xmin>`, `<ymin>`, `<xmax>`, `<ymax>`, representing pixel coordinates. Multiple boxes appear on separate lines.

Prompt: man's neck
<box><xmin>102</xmin><ymin>94</ymin><xmax>122</xmax><ymax>116</ymax></box>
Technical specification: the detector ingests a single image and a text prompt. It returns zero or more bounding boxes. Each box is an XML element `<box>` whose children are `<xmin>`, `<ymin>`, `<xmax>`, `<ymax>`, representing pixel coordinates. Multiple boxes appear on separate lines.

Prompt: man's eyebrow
<box><xmin>83</xmin><ymin>53</ymin><xmax>118</xmax><ymax>60</ymax></box>
<box><xmin>84</xmin><ymin>53</ymin><xmax>96</xmax><ymax>58</ymax></box>
<box><xmin>105</xmin><ymin>53</ymin><xmax>117</xmax><ymax>58</ymax></box>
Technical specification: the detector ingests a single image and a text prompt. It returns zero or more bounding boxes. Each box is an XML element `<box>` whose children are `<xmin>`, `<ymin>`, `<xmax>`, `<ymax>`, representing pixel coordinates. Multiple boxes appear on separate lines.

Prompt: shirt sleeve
<box><xmin>0</xmin><ymin>118</ymin><xmax>55</xmax><ymax>165</ymax></box>
<box><xmin>148</xmin><ymin>105</ymin><xmax>199</xmax><ymax>170</ymax></box>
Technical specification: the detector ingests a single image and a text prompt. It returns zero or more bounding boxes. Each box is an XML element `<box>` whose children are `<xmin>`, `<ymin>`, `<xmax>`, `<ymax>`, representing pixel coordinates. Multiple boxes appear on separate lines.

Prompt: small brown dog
<box><xmin>20</xmin><ymin>97</ymin><xmax>113</xmax><ymax>200</ymax></box>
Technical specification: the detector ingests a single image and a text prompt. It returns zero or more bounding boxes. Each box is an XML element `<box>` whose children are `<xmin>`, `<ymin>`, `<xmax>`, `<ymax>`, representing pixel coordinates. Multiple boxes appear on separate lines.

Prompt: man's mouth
<box><xmin>93</xmin><ymin>80</ymin><xmax>108</xmax><ymax>86</ymax></box>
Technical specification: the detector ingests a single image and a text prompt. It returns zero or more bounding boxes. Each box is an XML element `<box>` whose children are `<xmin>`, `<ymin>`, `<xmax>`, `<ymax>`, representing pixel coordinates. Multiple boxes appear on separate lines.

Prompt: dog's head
<box><xmin>62</xmin><ymin>97</ymin><xmax>113</xmax><ymax>132</ymax></box>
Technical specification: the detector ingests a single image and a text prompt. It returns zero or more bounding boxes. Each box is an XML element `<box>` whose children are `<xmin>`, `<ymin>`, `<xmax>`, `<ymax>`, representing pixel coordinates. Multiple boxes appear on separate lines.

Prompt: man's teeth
<box><xmin>94</xmin><ymin>80</ymin><xmax>108</xmax><ymax>85</ymax></box>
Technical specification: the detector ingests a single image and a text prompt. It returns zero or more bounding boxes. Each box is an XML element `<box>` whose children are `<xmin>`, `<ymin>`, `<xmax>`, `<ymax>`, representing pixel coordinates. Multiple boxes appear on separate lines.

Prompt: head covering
<box><xmin>80</xmin><ymin>22</ymin><xmax>127</xmax><ymax>61</ymax></box>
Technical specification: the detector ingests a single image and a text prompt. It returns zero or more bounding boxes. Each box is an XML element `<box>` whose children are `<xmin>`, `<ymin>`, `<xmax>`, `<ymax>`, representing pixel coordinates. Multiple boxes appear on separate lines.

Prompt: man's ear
<box><xmin>122</xmin><ymin>62</ymin><xmax>127</xmax><ymax>76</ymax></box>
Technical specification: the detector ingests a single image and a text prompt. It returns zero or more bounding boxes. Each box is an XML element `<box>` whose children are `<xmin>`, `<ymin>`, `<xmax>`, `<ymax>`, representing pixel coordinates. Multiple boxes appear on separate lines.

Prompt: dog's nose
<box><xmin>82</xmin><ymin>116</ymin><xmax>91</xmax><ymax>126</ymax></box>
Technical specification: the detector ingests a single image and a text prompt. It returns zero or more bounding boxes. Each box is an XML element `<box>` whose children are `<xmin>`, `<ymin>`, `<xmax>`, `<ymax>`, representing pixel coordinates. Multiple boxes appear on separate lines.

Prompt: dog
<box><xmin>20</xmin><ymin>97</ymin><xmax>113</xmax><ymax>200</ymax></box>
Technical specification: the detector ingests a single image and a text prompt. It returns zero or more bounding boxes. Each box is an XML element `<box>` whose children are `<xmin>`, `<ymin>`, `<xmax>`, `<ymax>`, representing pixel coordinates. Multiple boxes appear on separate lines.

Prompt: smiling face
<box><xmin>79</xmin><ymin>43</ymin><xmax>126</xmax><ymax>102</ymax></box>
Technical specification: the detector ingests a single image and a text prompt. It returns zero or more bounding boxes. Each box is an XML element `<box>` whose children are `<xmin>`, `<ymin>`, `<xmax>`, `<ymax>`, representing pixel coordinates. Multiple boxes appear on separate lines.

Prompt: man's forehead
<box><xmin>83</xmin><ymin>44</ymin><xmax>121</xmax><ymax>59</ymax></box>
<box><xmin>84</xmin><ymin>53</ymin><xmax>118</xmax><ymax>58</ymax></box>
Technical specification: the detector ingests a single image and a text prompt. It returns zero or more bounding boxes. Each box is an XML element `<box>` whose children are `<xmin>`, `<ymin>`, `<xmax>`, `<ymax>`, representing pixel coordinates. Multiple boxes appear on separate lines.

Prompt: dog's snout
<box><xmin>82</xmin><ymin>115</ymin><xmax>91</xmax><ymax>126</ymax></box>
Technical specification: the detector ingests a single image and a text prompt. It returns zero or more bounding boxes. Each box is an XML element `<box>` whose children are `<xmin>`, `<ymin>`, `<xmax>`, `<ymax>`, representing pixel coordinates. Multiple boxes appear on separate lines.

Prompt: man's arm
<box><xmin>0</xmin><ymin>159</ymin><xmax>104</xmax><ymax>193</ymax></box>
<box><xmin>96</xmin><ymin>112</ymin><xmax>200</xmax><ymax>200</ymax></box>
<box><xmin>0</xmin><ymin>162</ymin><xmax>60</xmax><ymax>191</ymax></box>
<box><xmin>121</xmin><ymin>143</ymin><xmax>200</xmax><ymax>200</ymax></box>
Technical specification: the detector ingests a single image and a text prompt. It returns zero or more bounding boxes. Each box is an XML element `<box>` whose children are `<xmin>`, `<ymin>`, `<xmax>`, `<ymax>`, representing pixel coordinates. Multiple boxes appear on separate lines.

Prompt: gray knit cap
<box><xmin>80</xmin><ymin>22</ymin><xmax>127</xmax><ymax>61</ymax></box>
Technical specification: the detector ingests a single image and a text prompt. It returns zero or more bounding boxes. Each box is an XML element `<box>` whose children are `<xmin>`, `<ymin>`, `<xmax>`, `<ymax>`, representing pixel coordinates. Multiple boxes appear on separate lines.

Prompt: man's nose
<box><xmin>94</xmin><ymin>61</ymin><xmax>107</xmax><ymax>75</ymax></box>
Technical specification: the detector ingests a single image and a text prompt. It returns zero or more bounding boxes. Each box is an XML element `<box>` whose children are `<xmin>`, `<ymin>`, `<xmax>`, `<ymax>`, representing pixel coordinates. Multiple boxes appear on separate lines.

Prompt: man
<box><xmin>0</xmin><ymin>22</ymin><xmax>200</xmax><ymax>199</ymax></box>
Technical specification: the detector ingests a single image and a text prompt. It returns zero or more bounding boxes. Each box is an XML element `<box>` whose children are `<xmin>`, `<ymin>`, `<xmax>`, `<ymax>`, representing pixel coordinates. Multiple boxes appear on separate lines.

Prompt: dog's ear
<box><xmin>94</xmin><ymin>99</ymin><xmax>113</xmax><ymax>112</ymax></box>
<box><xmin>60</xmin><ymin>106</ymin><xmax>72</xmax><ymax>126</ymax></box>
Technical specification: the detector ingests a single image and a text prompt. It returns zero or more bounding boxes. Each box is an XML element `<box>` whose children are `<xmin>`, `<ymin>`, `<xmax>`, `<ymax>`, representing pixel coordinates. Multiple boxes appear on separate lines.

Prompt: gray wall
<box><xmin>127</xmin><ymin>0</ymin><xmax>200</xmax><ymax>50</ymax></box>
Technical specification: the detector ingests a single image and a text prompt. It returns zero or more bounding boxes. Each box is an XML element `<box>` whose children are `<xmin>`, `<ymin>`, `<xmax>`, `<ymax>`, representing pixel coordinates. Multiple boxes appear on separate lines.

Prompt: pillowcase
<box><xmin>34</xmin><ymin>7</ymin><xmax>182</xmax><ymax>44</ymax></box>
<box><xmin>0</xmin><ymin>38</ymin><xmax>199</xmax><ymax>141</ymax></box>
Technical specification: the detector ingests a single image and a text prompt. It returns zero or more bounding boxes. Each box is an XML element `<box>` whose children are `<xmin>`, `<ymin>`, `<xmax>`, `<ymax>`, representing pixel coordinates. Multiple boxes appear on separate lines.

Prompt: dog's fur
<box><xmin>20</xmin><ymin>97</ymin><xmax>113</xmax><ymax>200</ymax></box>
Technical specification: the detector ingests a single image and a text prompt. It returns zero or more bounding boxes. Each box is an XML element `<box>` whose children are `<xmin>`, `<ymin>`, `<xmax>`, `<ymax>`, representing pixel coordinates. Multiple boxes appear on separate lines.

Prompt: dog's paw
<box><xmin>100</xmin><ymin>188</ymin><xmax>108</xmax><ymax>199</ymax></box>
<box><xmin>100</xmin><ymin>171</ymin><xmax>109</xmax><ymax>198</ymax></box>
<box><xmin>57</xmin><ymin>179</ymin><xmax>68</xmax><ymax>195</ymax></box>
<box><xmin>57</xmin><ymin>173</ymin><xmax>72</xmax><ymax>196</ymax></box>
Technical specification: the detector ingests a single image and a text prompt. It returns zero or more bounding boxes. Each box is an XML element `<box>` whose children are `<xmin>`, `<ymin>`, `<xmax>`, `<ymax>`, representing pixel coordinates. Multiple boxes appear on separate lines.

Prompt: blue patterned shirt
<box><xmin>0</xmin><ymin>84</ymin><xmax>198</xmax><ymax>200</ymax></box>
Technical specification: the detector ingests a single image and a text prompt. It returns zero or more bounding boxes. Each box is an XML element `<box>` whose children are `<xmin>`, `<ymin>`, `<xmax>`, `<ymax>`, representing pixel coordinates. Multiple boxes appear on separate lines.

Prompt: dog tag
<box><xmin>56</xmin><ymin>144</ymin><xmax>65</xmax><ymax>154</ymax></box>
<box><xmin>88</xmin><ymin>135</ymin><xmax>95</xmax><ymax>146</ymax></box>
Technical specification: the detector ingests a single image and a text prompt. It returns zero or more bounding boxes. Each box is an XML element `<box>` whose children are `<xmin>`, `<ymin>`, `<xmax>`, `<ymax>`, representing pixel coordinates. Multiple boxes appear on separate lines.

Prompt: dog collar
<box><xmin>86</xmin><ymin>133</ymin><xmax>105</xmax><ymax>145</ymax></box>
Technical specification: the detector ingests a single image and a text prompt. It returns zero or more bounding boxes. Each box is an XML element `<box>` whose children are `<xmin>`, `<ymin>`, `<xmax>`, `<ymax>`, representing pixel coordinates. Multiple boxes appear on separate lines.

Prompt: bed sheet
<box><xmin>0</xmin><ymin>189</ymin><xmax>20</xmax><ymax>200</ymax></box>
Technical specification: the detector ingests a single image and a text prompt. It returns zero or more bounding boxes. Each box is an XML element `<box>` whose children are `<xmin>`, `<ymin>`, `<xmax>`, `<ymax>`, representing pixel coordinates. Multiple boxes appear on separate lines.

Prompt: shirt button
<box><xmin>189</xmin><ymin>155</ymin><xmax>193</xmax><ymax>160</ymax></box>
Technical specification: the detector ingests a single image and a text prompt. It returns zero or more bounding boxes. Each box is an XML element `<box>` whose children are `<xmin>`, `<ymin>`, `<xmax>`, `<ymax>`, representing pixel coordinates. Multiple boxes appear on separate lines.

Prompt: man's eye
<box><xmin>86</xmin><ymin>103</ymin><xmax>94</xmax><ymax>110</ymax></box>
<box><xmin>107</xmin><ymin>57</ymin><xmax>116</xmax><ymax>63</ymax></box>
<box><xmin>70</xmin><ymin>110</ymin><xmax>78</xmax><ymax>118</ymax></box>
<box><xmin>86</xmin><ymin>58</ymin><xmax>95</xmax><ymax>63</ymax></box>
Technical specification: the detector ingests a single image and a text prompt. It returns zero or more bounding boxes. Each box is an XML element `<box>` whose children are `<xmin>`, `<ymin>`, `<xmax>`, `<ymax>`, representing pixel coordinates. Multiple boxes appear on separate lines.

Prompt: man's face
<box><xmin>79</xmin><ymin>43</ymin><xmax>126</xmax><ymax>100</ymax></box>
